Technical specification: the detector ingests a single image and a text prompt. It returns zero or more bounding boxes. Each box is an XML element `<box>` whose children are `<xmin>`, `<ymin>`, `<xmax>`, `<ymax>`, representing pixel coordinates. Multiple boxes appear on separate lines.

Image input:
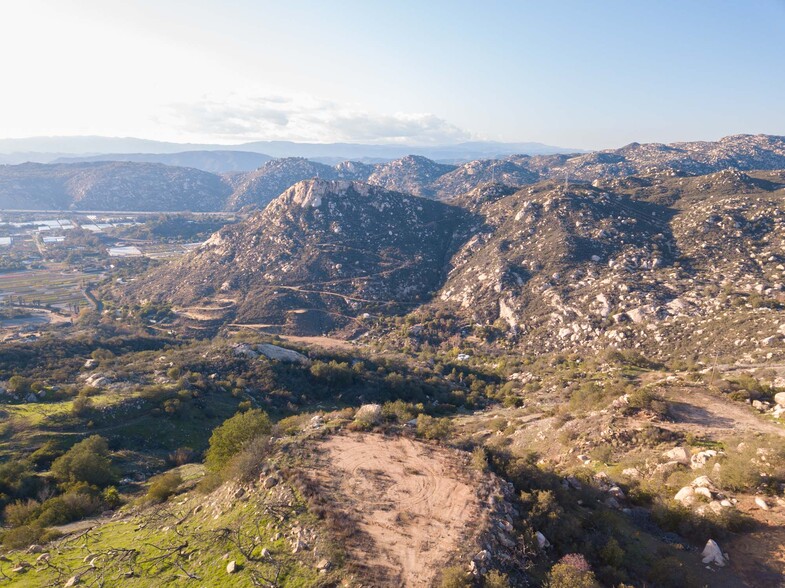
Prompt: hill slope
<box><xmin>0</xmin><ymin>162</ymin><xmax>232</xmax><ymax>211</ymax></box>
<box><xmin>435</xmin><ymin>169</ymin><xmax>785</xmax><ymax>358</ymax></box>
<box><xmin>53</xmin><ymin>150</ymin><xmax>273</xmax><ymax>173</ymax></box>
<box><xmin>130</xmin><ymin>179</ymin><xmax>466</xmax><ymax>333</ymax></box>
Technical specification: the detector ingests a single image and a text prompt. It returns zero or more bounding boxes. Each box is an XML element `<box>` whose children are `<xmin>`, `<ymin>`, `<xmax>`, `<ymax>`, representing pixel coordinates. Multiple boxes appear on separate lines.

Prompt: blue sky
<box><xmin>1</xmin><ymin>0</ymin><xmax>784</xmax><ymax>148</ymax></box>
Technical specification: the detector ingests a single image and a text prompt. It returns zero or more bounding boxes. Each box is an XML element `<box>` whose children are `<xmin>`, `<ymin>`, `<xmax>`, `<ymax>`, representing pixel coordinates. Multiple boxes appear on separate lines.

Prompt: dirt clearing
<box><xmin>661</xmin><ymin>388</ymin><xmax>785</xmax><ymax>438</ymax></box>
<box><xmin>310</xmin><ymin>434</ymin><xmax>484</xmax><ymax>587</ymax></box>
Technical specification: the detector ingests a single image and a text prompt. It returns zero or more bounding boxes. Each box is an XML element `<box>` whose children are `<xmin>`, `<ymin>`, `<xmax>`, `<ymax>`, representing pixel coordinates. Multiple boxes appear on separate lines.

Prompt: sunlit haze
<box><xmin>2</xmin><ymin>0</ymin><xmax>785</xmax><ymax>148</ymax></box>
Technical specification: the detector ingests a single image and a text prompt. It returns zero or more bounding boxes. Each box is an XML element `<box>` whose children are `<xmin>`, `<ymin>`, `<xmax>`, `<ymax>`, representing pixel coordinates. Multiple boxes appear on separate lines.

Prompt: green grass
<box><xmin>0</xmin><ymin>478</ymin><xmax>335</xmax><ymax>587</ymax></box>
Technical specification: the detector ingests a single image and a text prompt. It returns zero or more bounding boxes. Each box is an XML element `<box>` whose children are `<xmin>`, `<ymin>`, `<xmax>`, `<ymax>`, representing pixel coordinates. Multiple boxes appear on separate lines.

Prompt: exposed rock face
<box><xmin>131</xmin><ymin>179</ymin><xmax>465</xmax><ymax>332</ymax></box>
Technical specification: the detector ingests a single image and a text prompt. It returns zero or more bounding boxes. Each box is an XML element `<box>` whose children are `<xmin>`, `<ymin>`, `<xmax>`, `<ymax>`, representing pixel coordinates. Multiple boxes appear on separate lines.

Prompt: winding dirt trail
<box><xmin>311</xmin><ymin>434</ymin><xmax>483</xmax><ymax>587</ymax></box>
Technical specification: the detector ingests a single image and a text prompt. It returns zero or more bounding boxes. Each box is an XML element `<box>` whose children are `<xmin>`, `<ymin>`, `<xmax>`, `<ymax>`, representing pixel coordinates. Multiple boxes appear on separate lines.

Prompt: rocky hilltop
<box><xmin>130</xmin><ymin>179</ymin><xmax>465</xmax><ymax>333</ymax></box>
<box><xmin>366</xmin><ymin>155</ymin><xmax>456</xmax><ymax>197</ymax></box>
<box><xmin>436</xmin><ymin>168</ymin><xmax>785</xmax><ymax>358</ymax></box>
<box><xmin>225</xmin><ymin>158</ymin><xmax>339</xmax><ymax>210</ymax></box>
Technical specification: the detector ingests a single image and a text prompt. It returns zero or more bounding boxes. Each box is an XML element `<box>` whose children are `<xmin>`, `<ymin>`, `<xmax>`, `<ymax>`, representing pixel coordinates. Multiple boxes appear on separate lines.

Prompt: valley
<box><xmin>1</xmin><ymin>138</ymin><xmax>785</xmax><ymax>588</ymax></box>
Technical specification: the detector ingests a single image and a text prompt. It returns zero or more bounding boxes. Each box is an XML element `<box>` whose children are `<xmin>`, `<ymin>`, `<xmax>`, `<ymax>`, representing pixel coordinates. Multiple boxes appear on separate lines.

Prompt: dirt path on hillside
<box><xmin>661</xmin><ymin>388</ymin><xmax>785</xmax><ymax>438</ymax></box>
<box><xmin>311</xmin><ymin>434</ymin><xmax>483</xmax><ymax>587</ymax></box>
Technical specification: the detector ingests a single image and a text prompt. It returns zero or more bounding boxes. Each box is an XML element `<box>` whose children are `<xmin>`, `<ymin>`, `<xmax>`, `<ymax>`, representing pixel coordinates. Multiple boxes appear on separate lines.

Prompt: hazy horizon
<box><xmin>2</xmin><ymin>1</ymin><xmax>784</xmax><ymax>150</ymax></box>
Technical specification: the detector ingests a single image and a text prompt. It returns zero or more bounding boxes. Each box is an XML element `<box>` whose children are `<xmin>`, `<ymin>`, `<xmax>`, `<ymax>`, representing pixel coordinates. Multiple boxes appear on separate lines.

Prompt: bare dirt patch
<box><xmin>310</xmin><ymin>434</ymin><xmax>484</xmax><ymax>587</ymax></box>
<box><xmin>661</xmin><ymin>388</ymin><xmax>785</xmax><ymax>438</ymax></box>
<box><xmin>725</xmin><ymin>499</ymin><xmax>785</xmax><ymax>587</ymax></box>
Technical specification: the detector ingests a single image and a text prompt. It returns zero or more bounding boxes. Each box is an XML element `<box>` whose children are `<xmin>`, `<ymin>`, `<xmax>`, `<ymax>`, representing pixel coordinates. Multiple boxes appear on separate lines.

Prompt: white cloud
<box><xmin>162</xmin><ymin>94</ymin><xmax>472</xmax><ymax>145</ymax></box>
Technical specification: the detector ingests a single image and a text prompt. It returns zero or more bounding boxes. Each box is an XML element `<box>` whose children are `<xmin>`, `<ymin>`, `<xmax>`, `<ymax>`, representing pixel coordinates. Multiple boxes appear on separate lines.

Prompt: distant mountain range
<box><xmin>2</xmin><ymin>134</ymin><xmax>785</xmax><ymax>212</ymax></box>
<box><xmin>0</xmin><ymin>136</ymin><xmax>581</xmax><ymax>168</ymax></box>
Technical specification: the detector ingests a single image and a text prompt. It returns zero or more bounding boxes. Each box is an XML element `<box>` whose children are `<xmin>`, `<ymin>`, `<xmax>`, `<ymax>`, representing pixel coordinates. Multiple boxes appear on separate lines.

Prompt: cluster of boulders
<box><xmin>673</xmin><ymin>476</ymin><xmax>737</xmax><ymax>515</ymax></box>
<box><xmin>749</xmin><ymin>391</ymin><xmax>785</xmax><ymax>419</ymax></box>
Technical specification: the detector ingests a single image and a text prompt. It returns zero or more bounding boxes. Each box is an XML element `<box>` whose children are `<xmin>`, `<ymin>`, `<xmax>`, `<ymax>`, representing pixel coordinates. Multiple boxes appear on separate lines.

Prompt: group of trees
<box><xmin>1</xmin><ymin>435</ymin><xmax>118</xmax><ymax>548</ymax></box>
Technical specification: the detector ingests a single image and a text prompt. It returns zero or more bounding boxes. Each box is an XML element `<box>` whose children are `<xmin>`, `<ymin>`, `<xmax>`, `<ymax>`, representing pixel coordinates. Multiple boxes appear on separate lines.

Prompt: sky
<box><xmin>1</xmin><ymin>0</ymin><xmax>784</xmax><ymax>150</ymax></box>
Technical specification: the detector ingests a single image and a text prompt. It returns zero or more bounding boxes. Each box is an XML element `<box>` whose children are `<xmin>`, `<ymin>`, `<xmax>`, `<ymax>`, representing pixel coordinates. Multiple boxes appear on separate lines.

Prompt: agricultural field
<box><xmin>0</xmin><ymin>265</ymin><xmax>96</xmax><ymax>311</ymax></box>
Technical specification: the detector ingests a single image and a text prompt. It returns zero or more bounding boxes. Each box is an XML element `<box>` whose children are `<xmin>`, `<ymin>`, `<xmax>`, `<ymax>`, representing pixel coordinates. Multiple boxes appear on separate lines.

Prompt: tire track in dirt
<box><xmin>311</xmin><ymin>434</ymin><xmax>483</xmax><ymax>587</ymax></box>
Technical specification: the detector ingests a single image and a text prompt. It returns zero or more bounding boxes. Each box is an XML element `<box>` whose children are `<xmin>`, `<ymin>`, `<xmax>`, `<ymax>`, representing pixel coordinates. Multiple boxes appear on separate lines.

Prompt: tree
<box><xmin>205</xmin><ymin>409</ymin><xmax>271</xmax><ymax>471</ymax></box>
<box><xmin>50</xmin><ymin>435</ymin><xmax>116</xmax><ymax>488</ymax></box>
<box><xmin>7</xmin><ymin>375</ymin><xmax>32</xmax><ymax>395</ymax></box>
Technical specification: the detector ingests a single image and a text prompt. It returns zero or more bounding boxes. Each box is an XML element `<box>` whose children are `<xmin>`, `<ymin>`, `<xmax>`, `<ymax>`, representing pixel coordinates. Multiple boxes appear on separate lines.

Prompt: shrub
<box><xmin>167</xmin><ymin>447</ymin><xmax>197</xmax><ymax>466</ymax></box>
<box><xmin>102</xmin><ymin>486</ymin><xmax>121</xmax><ymax>508</ymax></box>
<box><xmin>36</xmin><ymin>490</ymin><xmax>104</xmax><ymax>526</ymax></box>
<box><xmin>275</xmin><ymin>414</ymin><xmax>310</xmax><ymax>436</ymax></box>
<box><xmin>471</xmin><ymin>447</ymin><xmax>489</xmax><ymax>472</ymax></box>
<box><xmin>223</xmin><ymin>437</ymin><xmax>272</xmax><ymax>483</ymax></box>
<box><xmin>625</xmin><ymin>388</ymin><xmax>669</xmax><ymax>418</ymax></box>
<box><xmin>716</xmin><ymin>444</ymin><xmax>762</xmax><ymax>492</ymax></box>
<box><xmin>3</xmin><ymin>499</ymin><xmax>41</xmax><ymax>527</ymax></box>
<box><xmin>145</xmin><ymin>471</ymin><xmax>182</xmax><ymax>504</ymax></box>
<box><xmin>416</xmin><ymin>415</ymin><xmax>453</xmax><ymax>441</ymax></box>
<box><xmin>30</xmin><ymin>441</ymin><xmax>63</xmax><ymax>469</ymax></box>
<box><xmin>71</xmin><ymin>395</ymin><xmax>94</xmax><ymax>416</ymax></box>
<box><xmin>1</xmin><ymin>525</ymin><xmax>60</xmax><ymax>549</ymax></box>
<box><xmin>382</xmin><ymin>400</ymin><xmax>423</xmax><ymax>423</ymax></box>
<box><xmin>205</xmin><ymin>409</ymin><xmax>271</xmax><ymax>471</ymax></box>
<box><xmin>546</xmin><ymin>554</ymin><xmax>600</xmax><ymax>588</ymax></box>
<box><xmin>483</xmin><ymin>570</ymin><xmax>510</xmax><ymax>587</ymax></box>
<box><xmin>440</xmin><ymin>566</ymin><xmax>471</xmax><ymax>588</ymax></box>
<box><xmin>50</xmin><ymin>435</ymin><xmax>116</xmax><ymax>488</ymax></box>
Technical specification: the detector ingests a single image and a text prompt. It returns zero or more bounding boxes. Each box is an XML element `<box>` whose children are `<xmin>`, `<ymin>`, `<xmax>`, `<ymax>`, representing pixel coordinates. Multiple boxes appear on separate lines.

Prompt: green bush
<box><xmin>483</xmin><ymin>570</ymin><xmax>510</xmax><ymax>587</ymax></box>
<box><xmin>205</xmin><ymin>409</ymin><xmax>271</xmax><ymax>471</ymax></box>
<box><xmin>416</xmin><ymin>415</ymin><xmax>453</xmax><ymax>441</ymax></box>
<box><xmin>50</xmin><ymin>435</ymin><xmax>116</xmax><ymax>488</ymax></box>
<box><xmin>3</xmin><ymin>499</ymin><xmax>41</xmax><ymax>527</ymax></box>
<box><xmin>145</xmin><ymin>471</ymin><xmax>182</xmax><ymax>504</ymax></box>
<box><xmin>36</xmin><ymin>489</ymin><xmax>104</xmax><ymax>526</ymax></box>
<box><xmin>223</xmin><ymin>437</ymin><xmax>272</xmax><ymax>483</ymax></box>
<box><xmin>1</xmin><ymin>524</ymin><xmax>60</xmax><ymax>549</ymax></box>
<box><xmin>439</xmin><ymin>566</ymin><xmax>471</xmax><ymax>588</ymax></box>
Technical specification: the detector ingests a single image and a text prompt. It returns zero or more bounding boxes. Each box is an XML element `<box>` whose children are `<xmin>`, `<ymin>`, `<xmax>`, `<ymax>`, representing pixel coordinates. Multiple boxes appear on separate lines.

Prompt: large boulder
<box><xmin>535</xmin><ymin>531</ymin><xmax>551</xmax><ymax>549</ymax></box>
<box><xmin>701</xmin><ymin>539</ymin><xmax>727</xmax><ymax>566</ymax></box>
<box><xmin>775</xmin><ymin>392</ymin><xmax>785</xmax><ymax>408</ymax></box>
<box><xmin>674</xmin><ymin>486</ymin><xmax>695</xmax><ymax>506</ymax></box>
<box><xmin>663</xmin><ymin>447</ymin><xmax>691</xmax><ymax>465</ymax></box>
<box><xmin>256</xmin><ymin>344</ymin><xmax>310</xmax><ymax>365</ymax></box>
<box><xmin>355</xmin><ymin>404</ymin><xmax>382</xmax><ymax>424</ymax></box>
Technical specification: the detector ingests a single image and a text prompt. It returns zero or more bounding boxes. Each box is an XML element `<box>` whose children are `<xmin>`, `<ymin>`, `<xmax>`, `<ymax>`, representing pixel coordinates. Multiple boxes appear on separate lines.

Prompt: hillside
<box><xmin>129</xmin><ymin>179</ymin><xmax>465</xmax><ymax>333</ymax></box>
<box><xmin>433</xmin><ymin>168</ymin><xmax>785</xmax><ymax>359</ymax></box>
<box><xmin>53</xmin><ymin>151</ymin><xmax>273</xmax><ymax>173</ymax></box>
<box><xmin>367</xmin><ymin>155</ymin><xmax>456</xmax><ymax>197</ymax></box>
<box><xmin>0</xmin><ymin>162</ymin><xmax>232</xmax><ymax>211</ymax></box>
